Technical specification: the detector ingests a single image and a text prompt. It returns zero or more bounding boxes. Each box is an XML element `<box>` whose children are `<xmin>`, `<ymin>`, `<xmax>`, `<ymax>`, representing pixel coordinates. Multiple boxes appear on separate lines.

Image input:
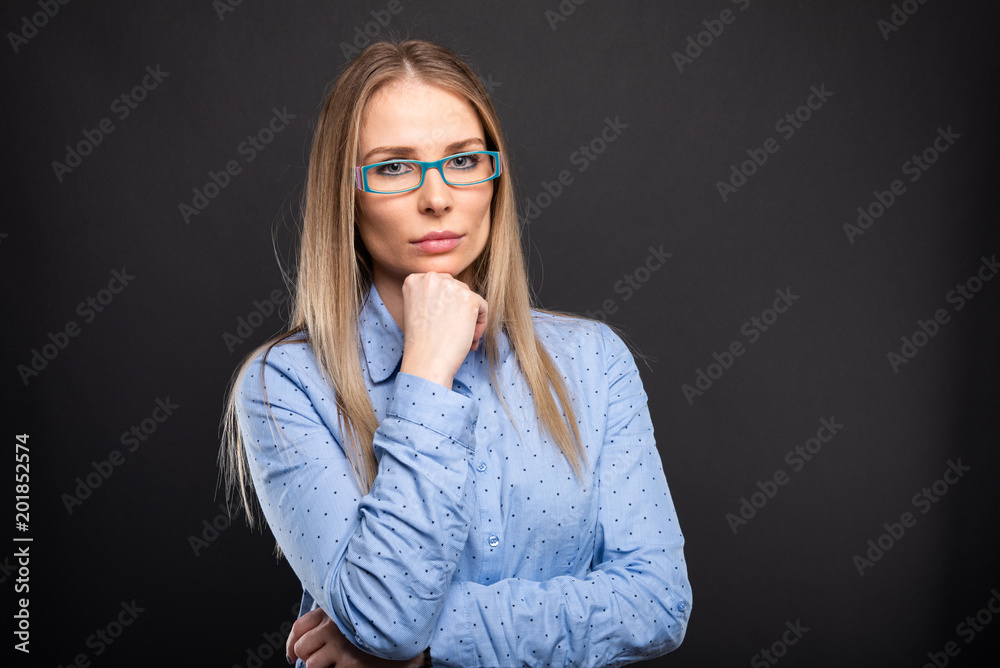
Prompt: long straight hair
<box><xmin>220</xmin><ymin>39</ymin><xmax>587</xmax><ymax>526</ymax></box>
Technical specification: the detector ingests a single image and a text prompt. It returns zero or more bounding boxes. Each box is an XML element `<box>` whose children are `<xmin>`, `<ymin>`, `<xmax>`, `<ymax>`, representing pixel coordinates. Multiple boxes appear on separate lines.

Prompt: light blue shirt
<box><xmin>236</xmin><ymin>284</ymin><xmax>691</xmax><ymax>667</ymax></box>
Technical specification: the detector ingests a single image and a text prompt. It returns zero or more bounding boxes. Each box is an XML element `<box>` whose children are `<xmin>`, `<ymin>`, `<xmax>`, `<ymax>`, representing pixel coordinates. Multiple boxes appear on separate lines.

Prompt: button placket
<box><xmin>476</xmin><ymin>407</ymin><xmax>504</xmax><ymax>584</ymax></box>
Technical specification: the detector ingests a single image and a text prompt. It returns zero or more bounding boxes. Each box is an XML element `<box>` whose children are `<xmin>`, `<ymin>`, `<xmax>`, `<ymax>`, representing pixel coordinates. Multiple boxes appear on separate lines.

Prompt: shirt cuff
<box><xmin>386</xmin><ymin>372</ymin><xmax>479</xmax><ymax>452</ymax></box>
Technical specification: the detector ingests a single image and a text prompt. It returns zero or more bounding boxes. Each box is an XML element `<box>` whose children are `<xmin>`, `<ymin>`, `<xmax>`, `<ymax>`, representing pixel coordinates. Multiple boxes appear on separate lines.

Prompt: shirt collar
<box><xmin>359</xmin><ymin>282</ymin><xmax>405</xmax><ymax>383</ymax></box>
<box><xmin>359</xmin><ymin>281</ymin><xmax>513</xmax><ymax>384</ymax></box>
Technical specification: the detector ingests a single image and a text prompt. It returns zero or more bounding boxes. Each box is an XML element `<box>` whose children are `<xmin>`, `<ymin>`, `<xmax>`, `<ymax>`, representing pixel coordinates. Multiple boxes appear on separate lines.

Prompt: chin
<box><xmin>423</xmin><ymin>262</ymin><xmax>467</xmax><ymax>276</ymax></box>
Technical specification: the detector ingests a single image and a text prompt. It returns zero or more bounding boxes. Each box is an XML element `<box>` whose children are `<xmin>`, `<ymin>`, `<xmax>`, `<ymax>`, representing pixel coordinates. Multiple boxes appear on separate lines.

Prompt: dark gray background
<box><xmin>4</xmin><ymin>0</ymin><xmax>999</xmax><ymax>666</ymax></box>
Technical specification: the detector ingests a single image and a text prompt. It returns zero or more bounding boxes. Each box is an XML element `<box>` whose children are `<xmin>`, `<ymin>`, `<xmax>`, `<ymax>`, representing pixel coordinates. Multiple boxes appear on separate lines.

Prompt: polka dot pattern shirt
<box><xmin>236</xmin><ymin>284</ymin><xmax>691</xmax><ymax>667</ymax></box>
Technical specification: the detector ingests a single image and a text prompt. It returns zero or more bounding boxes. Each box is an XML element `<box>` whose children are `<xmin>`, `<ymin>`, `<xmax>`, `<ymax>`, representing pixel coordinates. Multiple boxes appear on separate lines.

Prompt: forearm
<box><xmin>427</xmin><ymin>553</ymin><xmax>690</xmax><ymax>667</ymax></box>
<box><xmin>326</xmin><ymin>380</ymin><xmax>479</xmax><ymax>656</ymax></box>
<box><xmin>241</xmin><ymin>364</ymin><xmax>481</xmax><ymax>660</ymax></box>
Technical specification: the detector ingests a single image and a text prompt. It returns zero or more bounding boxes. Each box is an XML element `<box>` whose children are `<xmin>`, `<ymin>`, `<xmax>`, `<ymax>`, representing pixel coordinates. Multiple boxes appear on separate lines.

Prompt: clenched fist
<box><xmin>398</xmin><ymin>272</ymin><xmax>488</xmax><ymax>390</ymax></box>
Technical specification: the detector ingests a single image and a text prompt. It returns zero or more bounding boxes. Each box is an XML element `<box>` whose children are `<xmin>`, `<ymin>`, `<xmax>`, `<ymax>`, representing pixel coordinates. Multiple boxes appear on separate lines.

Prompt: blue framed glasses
<box><xmin>355</xmin><ymin>150</ymin><xmax>502</xmax><ymax>194</ymax></box>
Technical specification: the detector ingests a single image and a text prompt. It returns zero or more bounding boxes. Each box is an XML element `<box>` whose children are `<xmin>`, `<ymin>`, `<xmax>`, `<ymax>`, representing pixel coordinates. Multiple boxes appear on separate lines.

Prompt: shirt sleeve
<box><xmin>235</xmin><ymin>346</ymin><xmax>481</xmax><ymax>660</ymax></box>
<box><xmin>426</xmin><ymin>324</ymin><xmax>692</xmax><ymax>667</ymax></box>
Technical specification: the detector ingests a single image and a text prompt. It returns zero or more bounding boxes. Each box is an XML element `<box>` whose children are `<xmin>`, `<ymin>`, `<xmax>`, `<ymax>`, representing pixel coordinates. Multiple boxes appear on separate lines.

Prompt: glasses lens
<box><xmin>366</xmin><ymin>161</ymin><xmax>422</xmax><ymax>193</ymax></box>
<box><xmin>442</xmin><ymin>152</ymin><xmax>497</xmax><ymax>185</ymax></box>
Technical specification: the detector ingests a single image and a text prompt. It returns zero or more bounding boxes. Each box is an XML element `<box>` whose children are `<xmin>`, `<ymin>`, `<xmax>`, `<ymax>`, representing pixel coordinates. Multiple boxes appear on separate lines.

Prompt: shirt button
<box><xmin>677</xmin><ymin>601</ymin><xmax>687</xmax><ymax>612</ymax></box>
<box><xmin>488</xmin><ymin>533</ymin><xmax>500</xmax><ymax>548</ymax></box>
<box><xmin>476</xmin><ymin>462</ymin><xmax>487</xmax><ymax>473</ymax></box>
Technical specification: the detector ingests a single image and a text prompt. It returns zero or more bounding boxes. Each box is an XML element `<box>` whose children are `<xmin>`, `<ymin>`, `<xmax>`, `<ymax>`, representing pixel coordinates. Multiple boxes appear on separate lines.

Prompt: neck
<box><xmin>372</xmin><ymin>271</ymin><xmax>406</xmax><ymax>332</ymax></box>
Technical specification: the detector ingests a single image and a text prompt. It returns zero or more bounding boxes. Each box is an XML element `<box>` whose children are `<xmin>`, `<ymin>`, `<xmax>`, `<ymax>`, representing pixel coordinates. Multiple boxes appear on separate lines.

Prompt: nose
<box><xmin>417</xmin><ymin>165</ymin><xmax>453</xmax><ymax>215</ymax></box>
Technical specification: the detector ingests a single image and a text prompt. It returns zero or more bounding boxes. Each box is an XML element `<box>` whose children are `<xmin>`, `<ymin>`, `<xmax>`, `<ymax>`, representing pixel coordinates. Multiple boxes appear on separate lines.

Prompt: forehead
<box><xmin>359</xmin><ymin>80</ymin><xmax>484</xmax><ymax>153</ymax></box>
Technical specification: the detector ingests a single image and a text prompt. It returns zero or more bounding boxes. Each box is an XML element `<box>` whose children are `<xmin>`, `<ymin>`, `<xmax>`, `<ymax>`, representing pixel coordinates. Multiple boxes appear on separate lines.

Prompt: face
<box><xmin>355</xmin><ymin>79</ymin><xmax>493</xmax><ymax>293</ymax></box>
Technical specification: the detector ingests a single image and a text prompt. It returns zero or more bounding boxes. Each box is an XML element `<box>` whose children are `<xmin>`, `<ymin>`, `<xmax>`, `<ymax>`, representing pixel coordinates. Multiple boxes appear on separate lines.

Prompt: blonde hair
<box><xmin>220</xmin><ymin>39</ymin><xmax>588</xmax><ymax>527</ymax></box>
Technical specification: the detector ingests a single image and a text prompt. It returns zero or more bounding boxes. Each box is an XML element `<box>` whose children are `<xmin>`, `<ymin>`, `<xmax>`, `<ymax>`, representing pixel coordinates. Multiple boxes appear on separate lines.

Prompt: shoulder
<box><xmin>236</xmin><ymin>330</ymin><xmax>320</xmax><ymax>400</ymax></box>
<box><xmin>531</xmin><ymin>309</ymin><xmax>628</xmax><ymax>355</ymax></box>
<box><xmin>529</xmin><ymin>309</ymin><xmax>636</xmax><ymax>381</ymax></box>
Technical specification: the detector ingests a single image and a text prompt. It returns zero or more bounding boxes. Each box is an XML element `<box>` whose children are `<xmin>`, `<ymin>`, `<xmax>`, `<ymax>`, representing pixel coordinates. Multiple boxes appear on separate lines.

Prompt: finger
<box><xmin>294</xmin><ymin>615</ymin><xmax>349</xmax><ymax>665</ymax></box>
<box><xmin>293</xmin><ymin>627</ymin><xmax>330</xmax><ymax>664</ymax></box>
<box><xmin>301</xmin><ymin>642</ymin><xmax>341</xmax><ymax>668</ymax></box>
<box><xmin>287</xmin><ymin>608</ymin><xmax>327</xmax><ymax>662</ymax></box>
<box><xmin>471</xmin><ymin>297</ymin><xmax>488</xmax><ymax>345</ymax></box>
<box><xmin>476</xmin><ymin>294</ymin><xmax>489</xmax><ymax>326</ymax></box>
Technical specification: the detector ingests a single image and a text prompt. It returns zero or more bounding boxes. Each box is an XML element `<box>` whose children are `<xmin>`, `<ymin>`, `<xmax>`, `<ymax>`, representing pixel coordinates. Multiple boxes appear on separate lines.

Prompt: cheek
<box><xmin>478</xmin><ymin>194</ymin><xmax>494</xmax><ymax>236</ymax></box>
<box><xmin>466</xmin><ymin>188</ymin><xmax>493</xmax><ymax>224</ymax></box>
<box><xmin>357</xmin><ymin>198</ymin><xmax>400</xmax><ymax>244</ymax></box>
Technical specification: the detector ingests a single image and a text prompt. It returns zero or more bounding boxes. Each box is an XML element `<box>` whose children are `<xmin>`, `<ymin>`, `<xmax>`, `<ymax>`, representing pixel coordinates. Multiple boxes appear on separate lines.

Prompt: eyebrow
<box><xmin>362</xmin><ymin>137</ymin><xmax>486</xmax><ymax>163</ymax></box>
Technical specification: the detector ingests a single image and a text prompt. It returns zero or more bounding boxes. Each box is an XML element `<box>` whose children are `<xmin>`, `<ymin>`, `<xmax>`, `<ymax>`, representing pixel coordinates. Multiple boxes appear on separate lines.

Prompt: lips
<box><xmin>411</xmin><ymin>231</ymin><xmax>463</xmax><ymax>253</ymax></box>
<box><xmin>414</xmin><ymin>231</ymin><xmax>461</xmax><ymax>242</ymax></box>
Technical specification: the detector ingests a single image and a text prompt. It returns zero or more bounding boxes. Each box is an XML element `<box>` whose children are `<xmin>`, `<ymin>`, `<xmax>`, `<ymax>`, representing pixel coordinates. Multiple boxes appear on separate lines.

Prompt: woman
<box><xmin>221</xmin><ymin>39</ymin><xmax>691</xmax><ymax>667</ymax></box>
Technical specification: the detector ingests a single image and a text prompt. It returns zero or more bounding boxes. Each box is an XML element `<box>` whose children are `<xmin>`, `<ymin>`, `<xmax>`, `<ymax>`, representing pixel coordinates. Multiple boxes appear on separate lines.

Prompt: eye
<box><xmin>448</xmin><ymin>154</ymin><xmax>479</xmax><ymax>170</ymax></box>
<box><xmin>375</xmin><ymin>161</ymin><xmax>413</xmax><ymax>176</ymax></box>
